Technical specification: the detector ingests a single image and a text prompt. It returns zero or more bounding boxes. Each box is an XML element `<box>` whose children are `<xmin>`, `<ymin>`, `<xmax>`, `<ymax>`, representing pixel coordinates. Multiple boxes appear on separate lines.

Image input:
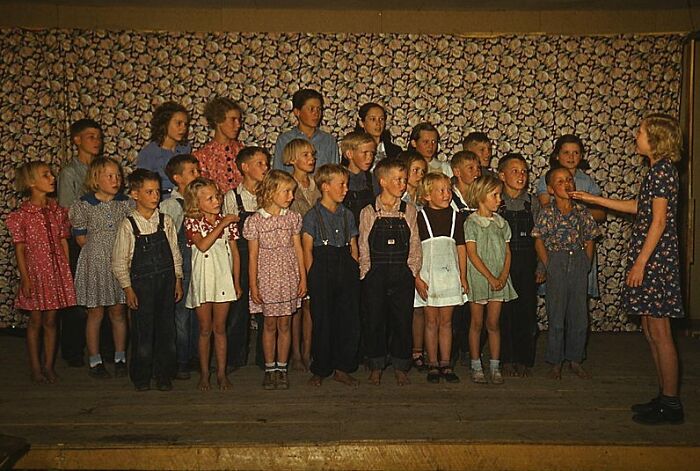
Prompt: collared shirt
<box><xmin>159</xmin><ymin>188</ymin><xmax>185</xmax><ymax>230</ymax></box>
<box><xmin>112</xmin><ymin>209</ymin><xmax>183</xmax><ymax>289</ymax></box>
<box><xmin>358</xmin><ymin>196</ymin><xmax>422</xmax><ymax>279</ymax></box>
<box><xmin>57</xmin><ymin>157</ymin><xmax>89</xmax><ymax>208</ymax></box>
<box><xmin>531</xmin><ymin>204</ymin><xmax>600</xmax><ymax>252</ymax></box>
<box><xmin>273</xmin><ymin>127</ymin><xmax>340</xmax><ymax>172</ymax></box>
<box><xmin>427</xmin><ymin>157</ymin><xmax>453</xmax><ymax>177</ymax></box>
<box><xmin>136</xmin><ymin>141</ymin><xmax>192</xmax><ymax>196</ymax></box>
<box><xmin>450</xmin><ymin>187</ymin><xmax>474</xmax><ymax>213</ymax></box>
<box><xmin>290</xmin><ymin>177</ymin><xmax>321</xmax><ymax>217</ymax></box>
<box><xmin>223</xmin><ymin>185</ymin><xmax>258</xmax><ymax>216</ymax></box>
<box><xmin>348</xmin><ymin>170</ymin><xmax>381</xmax><ymax>195</ymax></box>
<box><xmin>302</xmin><ymin>201</ymin><xmax>358</xmax><ymax>247</ymax></box>
<box><xmin>194</xmin><ymin>139</ymin><xmax>244</xmax><ymax>192</ymax></box>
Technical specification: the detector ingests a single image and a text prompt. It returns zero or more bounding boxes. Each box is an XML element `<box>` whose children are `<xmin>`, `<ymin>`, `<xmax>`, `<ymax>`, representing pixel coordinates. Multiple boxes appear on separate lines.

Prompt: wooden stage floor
<box><xmin>0</xmin><ymin>331</ymin><xmax>698</xmax><ymax>470</ymax></box>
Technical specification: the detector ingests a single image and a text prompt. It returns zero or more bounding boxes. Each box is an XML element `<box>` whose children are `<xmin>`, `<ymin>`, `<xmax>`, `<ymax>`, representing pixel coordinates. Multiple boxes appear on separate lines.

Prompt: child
<box><xmin>112</xmin><ymin>169</ymin><xmax>184</xmax><ymax>391</ymax></box>
<box><xmin>136</xmin><ymin>101</ymin><xmax>191</xmax><ymax>199</ymax></box>
<box><xmin>161</xmin><ymin>154</ymin><xmax>201</xmax><ymax>379</ymax></box>
<box><xmin>195</xmin><ymin>96</ymin><xmax>245</xmax><ymax>193</ymax></box>
<box><xmin>450</xmin><ymin>150</ymin><xmax>481</xmax><ymax>214</ymax></box>
<box><xmin>69</xmin><ymin>157</ymin><xmax>132</xmax><ymax>379</ymax></box>
<box><xmin>273</xmin><ymin>89</ymin><xmax>339</xmax><ymax>171</ymax></box>
<box><xmin>341</xmin><ymin>131</ymin><xmax>378</xmax><ymax>227</ymax></box>
<box><xmin>57</xmin><ymin>118</ymin><xmax>103</xmax><ymax>368</ymax></box>
<box><xmin>399</xmin><ymin>151</ymin><xmax>428</xmax><ymax>369</ymax></box>
<box><xmin>535</xmin><ymin>134</ymin><xmax>605</xmax><ymax>298</ymax></box>
<box><xmin>222</xmin><ymin>146</ymin><xmax>270</xmax><ymax>371</ymax></box>
<box><xmin>284</xmin><ymin>139</ymin><xmax>321</xmax><ymax>371</ymax></box>
<box><xmin>355</xmin><ymin>102</ymin><xmax>402</xmax><ymax>168</ymax></box>
<box><xmin>497</xmin><ymin>153</ymin><xmax>540</xmax><ymax>377</ymax></box>
<box><xmin>532</xmin><ymin>168</ymin><xmax>599</xmax><ymax>381</ymax></box>
<box><xmin>302</xmin><ymin>164</ymin><xmax>361</xmax><ymax>387</ymax></box>
<box><xmin>464</xmin><ymin>174</ymin><xmax>518</xmax><ymax>385</ymax></box>
<box><xmin>409</xmin><ymin>122</ymin><xmax>452</xmax><ymax>177</ymax></box>
<box><xmin>414</xmin><ymin>172</ymin><xmax>468</xmax><ymax>384</ymax></box>
<box><xmin>359</xmin><ymin>158</ymin><xmax>421</xmax><ymax>386</ymax></box>
<box><xmin>463</xmin><ymin>132</ymin><xmax>496</xmax><ymax>177</ymax></box>
<box><xmin>571</xmin><ymin>114</ymin><xmax>684</xmax><ymax>425</ymax></box>
<box><xmin>399</xmin><ymin>150</ymin><xmax>427</xmax><ymax>209</ymax></box>
<box><xmin>449</xmin><ymin>150</ymin><xmax>480</xmax><ymax>366</ymax></box>
<box><xmin>184</xmin><ymin>177</ymin><xmax>241</xmax><ymax>391</ymax></box>
<box><xmin>243</xmin><ymin>170</ymin><xmax>307</xmax><ymax>390</ymax></box>
<box><xmin>7</xmin><ymin>161</ymin><xmax>76</xmax><ymax>383</ymax></box>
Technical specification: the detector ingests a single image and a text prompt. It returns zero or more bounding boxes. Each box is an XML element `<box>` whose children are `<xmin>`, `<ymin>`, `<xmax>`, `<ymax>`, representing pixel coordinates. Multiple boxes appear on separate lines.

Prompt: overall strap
<box><xmin>399</xmin><ymin>200</ymin><xmax>407</xmax><ymax>214</ymax></box>
<box><xmin>158</xmin><ymin>212</ymin><xmax>165</xmax><ymax>231</ymax></box>
<box><xmin>127</xmin><ymin>216</ymin><xmax>140</xmax><ymax>236</ymax></box>
<box><xmin>175</xmin><ymin>197</ymin><xmax>185</xmax><ymax>210</ymax></box>
<box><xmin>364</xmin><ymin>170</ymin><xmax>373</xmax><ymax>193</ymax></box>
<box><xmin>450</xmin><ymin>209</ymin><xmax>456</xmax><ymax>239</ymax></box>
<box><xmin>420</xmin><ymin>209</ymin><xmax>434</xmax><ymax>239</ymax></box>
<box><xmin>314</xmin><ymin>205</ymin><xmax>330</xmax><ymax>245</ymax></box>
<box><xmin>343</xmin><ymin>208</ymin><xmax>350</xmax><ymax>245</ymax></box>
<box><xmin>234</xmin><ymin>190</ymin><xmax>245</xmax><ymax>213</ymax></box>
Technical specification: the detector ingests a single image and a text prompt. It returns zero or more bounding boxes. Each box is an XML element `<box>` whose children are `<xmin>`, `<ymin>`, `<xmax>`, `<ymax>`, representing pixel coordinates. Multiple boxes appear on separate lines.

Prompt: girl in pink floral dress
<box><xmin>6</xmin><ymin>161</ymin><xmax>76</xmax><ymax>383</ymax></box>
<box><xmin>243</xmin><ymin>170</ymin><xmax>306</xmax><ymax>390</ymax></box>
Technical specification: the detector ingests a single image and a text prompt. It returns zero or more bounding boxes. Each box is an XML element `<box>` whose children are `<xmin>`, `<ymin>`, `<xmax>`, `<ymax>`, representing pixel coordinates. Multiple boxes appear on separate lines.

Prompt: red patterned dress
<box><xmin>6</xmin><ymin>199</ymin><xmax>76</xmax><ymax>311</ymax></box>
<box><xmin>194</xmin><ymin>140</ymin><xmax>244</xmax><ymax>193</ymax></box>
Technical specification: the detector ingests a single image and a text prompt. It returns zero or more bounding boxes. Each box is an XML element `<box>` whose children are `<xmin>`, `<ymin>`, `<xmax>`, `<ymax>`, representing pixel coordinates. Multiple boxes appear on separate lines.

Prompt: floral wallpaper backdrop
<box><xmin>0</xmin><ymin>30</ymin><xmax>683</xmax><ymax>329</ymax></box>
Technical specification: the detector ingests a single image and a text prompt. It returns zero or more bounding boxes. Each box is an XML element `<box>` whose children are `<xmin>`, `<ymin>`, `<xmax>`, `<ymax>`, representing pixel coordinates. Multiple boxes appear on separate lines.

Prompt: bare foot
<box><xmin>518</xmin><ymin>365</ymin><xmax>531</xmax><ymax>378</ymax></box>
<box><xmin>31</xmin><ymin>369</ymin><xmax>47</xmax><ymax>384</ymax></box>
<box><xmin>43</xmin><ymin>368</ymin><xmax>58</xmax><ymax>384</ymax></box>
<box><xmin>333</xmin><ymin>370</ymin><xmax>360</xmax><ymax>387</ymax></box>
<box><xmin>198</xmin><ymin>373</ymin><xmax>211</xmax><ymax>391</ymax></box>
<box><xmin>368</xmin><ymin>369</ymin><xmax>382</xmax><ymax>386</ymax></box>
<box><xmin>502</xmin><ymin>363</ymin><xmax>517</xmax><ymax>377</ymax></box>
<box><xmin>570</xmin><ymin>362</ymin><xmax>591</xmax><ymax>379</ymax></box>
<box><xmin>217</xmin><ymin>375</ymin><xmax>232</xmax><ymax>390</ymax></box>
<box><xmin>302</xmin><ymin>355</ymin><xmax>311</xmax><ymax>371</ymax></box>
<box><xmin>308</xmin><ymin>374</ymin><xmax>323</xmax><ymax>387</ymax></box>
<box><xmin>547</xmin><ymin>364</ymin><xmax>562</xmax><ymax>380</ymax></box>
<box><xmin>394</xmin><ymin>370</ymin><xmax>411</xmax><ymax>386</ymax></box>
<box><xmin>291</xmin><ymin>356</ymin><xmax>307</xmax><ymax>372</ymax></box>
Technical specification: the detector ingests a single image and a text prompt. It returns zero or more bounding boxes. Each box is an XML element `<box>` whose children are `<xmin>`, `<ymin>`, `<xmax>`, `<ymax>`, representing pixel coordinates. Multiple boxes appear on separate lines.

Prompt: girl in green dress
<box><xmin>465</xmin><ymin>175</ymin><xmax>518</xmax><ymax>385</ymax></box>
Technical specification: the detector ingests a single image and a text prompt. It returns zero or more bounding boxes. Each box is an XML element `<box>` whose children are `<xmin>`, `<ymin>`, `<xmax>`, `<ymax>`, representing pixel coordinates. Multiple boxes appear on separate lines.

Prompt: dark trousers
<box><xmin>361</xmin><ymin>265</ymin><xmax>414</xmax><ymax>371</ymax></box>
<box><xmin>545</xmin><ymin>250</ymin><xmax>589</xmax><ymax>365</ymax></box>
<box><xmin>129</xmin><ymin>271</ymin><xmax>177</xmax><ymax>386</ymax></box>
<box><xmin>500</xmin><ymin>250</ymin><xmax>538</xmax><ymax>367</ymax></box>
<box><xmin>174</xmin><ymin>269</ymin><xmax>197</xmax><ymax>369</ymax></box>
<box><xmin>451</xmin><ymin>303</ymin><xmax>469</xmax><ymax>364</ymax></box>
<box><xmin>309</xmin><ymin>247</ymin><xmax>360</xmax><ymax>377</ymax></box>
<box><xmin>226</xmin><ymin>239</ymin><xmax>261</xmax><ymax>368</ymax></box>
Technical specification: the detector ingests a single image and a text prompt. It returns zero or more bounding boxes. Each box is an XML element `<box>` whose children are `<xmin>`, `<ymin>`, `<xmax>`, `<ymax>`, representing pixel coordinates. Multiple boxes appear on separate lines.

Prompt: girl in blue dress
<box><xmin>571</xmin><ymin>114</ymin><xmax>684</xmax><ymax>425</ymax></box>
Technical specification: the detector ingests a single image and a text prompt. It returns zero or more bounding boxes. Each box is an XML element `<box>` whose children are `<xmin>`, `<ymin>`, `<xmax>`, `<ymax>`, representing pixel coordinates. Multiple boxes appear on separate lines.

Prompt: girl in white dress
<box><xmin>414</xmin><ymin>173</ymin><xmax>468</xmax><ymax>384</ymax></box>
<box><xmin>183</xmin><ymin>177</ymin><xmax>241</xmax><ymax>391</ymax></box>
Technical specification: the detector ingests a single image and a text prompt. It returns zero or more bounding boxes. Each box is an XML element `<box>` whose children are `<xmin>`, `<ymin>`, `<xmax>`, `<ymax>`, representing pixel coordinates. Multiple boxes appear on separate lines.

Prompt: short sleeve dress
<box><xmin>184</xmin><ymin>215</ymin><xmax>238</xmax><ymax>309</ymax></box>
<box><xmin>6</xmin><ymin>199</ymin><xmax>76</xmax><ymax>311</ymax></box>
<box><xmin>69</xmin><ymin>193</ymin><xmax>132</xmax><ymax>308</ymax></box>
<box><xmin>243</xmin><ymin>209</ymin><xmax>302</xmax><ymax>317</ymax></box>
<box><xmin>464</xmin><ymin>212</ymin><xmax>518</xmax><ymax>303</ymax></box>
<box><xmin>622</xmin><ymin>159</ymin><xmax>684</xmax><ymax>318</ymax></box>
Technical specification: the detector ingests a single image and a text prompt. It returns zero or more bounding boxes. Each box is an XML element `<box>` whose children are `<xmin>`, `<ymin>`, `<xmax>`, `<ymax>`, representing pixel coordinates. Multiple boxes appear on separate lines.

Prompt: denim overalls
<box><xmin>361</xmin><ymin>200</ymin><xmax>414</xmax><ymax>372</ymax></box>
<box><xmin>128</xmin><ymin>213</ymin><xmax>177</xmax><ymax>387</ymax></box>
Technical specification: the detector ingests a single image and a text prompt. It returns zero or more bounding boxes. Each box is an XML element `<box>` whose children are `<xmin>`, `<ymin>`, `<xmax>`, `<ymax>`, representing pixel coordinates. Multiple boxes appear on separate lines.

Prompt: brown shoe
<box><xmin>276</xmin><ymin>370</ymin><xmax>289</xmax><ymax>390</ymax></box>
<box><xmin>263</xmin><ymin>371</ymin><xmax>275</xmax><ymax>390</ymax></box>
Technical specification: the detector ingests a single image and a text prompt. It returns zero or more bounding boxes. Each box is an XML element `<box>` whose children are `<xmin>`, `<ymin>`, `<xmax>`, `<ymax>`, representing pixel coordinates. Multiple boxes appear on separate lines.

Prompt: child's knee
<box><xmin>277</xmin><ymin>317</ymin><xmax>291</xmax><ymax>333</ymax></box>
<box><xmin>485</xmin><ymin>319</ymin><xmax>500</xmax><ymax>333</ymax></box>
<box><xmin>42</xmin><ymin>316</ymin><xmax>57</xmax><ymax>330</ymax></box>
<box><xmin>199</xmin><ymin>328</ymin><xmax>212</xmax><ymax>338</ymax></box>
<box><xmin>213</xmin><ymin>324</ymin><xmax>226</xmax><ymax>336</ymax></box>
<box><xmin>109</xmin><ymin>311</ymin><xmax>126</xmax><ymax>323</ymax></box>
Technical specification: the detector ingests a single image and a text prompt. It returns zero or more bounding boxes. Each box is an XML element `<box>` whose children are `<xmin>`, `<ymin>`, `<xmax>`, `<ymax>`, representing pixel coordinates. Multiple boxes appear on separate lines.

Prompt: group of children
<box><xmin>6</xmin><ymin>87</ymin><xmax>685</xmax><ymax>425</ymax></box>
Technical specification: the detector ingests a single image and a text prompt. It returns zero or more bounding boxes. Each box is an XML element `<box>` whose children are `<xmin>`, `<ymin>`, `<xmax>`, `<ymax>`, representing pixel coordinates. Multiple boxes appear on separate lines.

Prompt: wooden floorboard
<box><xmin>0</xmin><ymin>331</ymin><xmax>698</xmax><ymax>469</ymax></box>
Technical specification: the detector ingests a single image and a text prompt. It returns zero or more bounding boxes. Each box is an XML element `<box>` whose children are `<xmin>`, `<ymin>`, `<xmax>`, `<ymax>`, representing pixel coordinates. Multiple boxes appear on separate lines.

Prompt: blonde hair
<box><xmin>183</xmin><ymin>177</ymin><xmax>219</xmax><ymax>219</ymax></box>
<box><xmin>341</xmin><ymin>130</ymin><xmax>375</xmax><ymax>155</ymax></box>
<box><xmin>466</xmin><ymin>174</ymin><xmax>502</xmax><ymax>208</ymax></box>
<box><xmin>85</xmin><ymin>157</ymin><xmax>122</xmax><ymax>193</ymax></box>
<box><xmin>314</xmin><ymin>163</ymin><xmax>349</xmax><ymax>190</ymax></box>
<box><xmin>450</xmin><ymin>150</ymin><xmax>479</xmax><ymax>170</ymax></box>
<box><xmin>420</xmin><ymin>172</ymin><xmax>451</xmax><ymax>203</ymax></box>
<box><xmin>256</xmin><ymin>170</ymin><xmax>297</xmax><ymax>210</ymax></box>
<box><xmin>282</xmin><ymin>139</ymin><xmax>315</xmax><ymax>166</ymax></box>
<box><xmin>642</xmin><ymin>113</ymin><xmax>682</xmax><ymax>163</ymax></box>
<box><xmin>15</xmin><ymin>161</ymin><xmax>50</xmax><ymax>197</ymax></box>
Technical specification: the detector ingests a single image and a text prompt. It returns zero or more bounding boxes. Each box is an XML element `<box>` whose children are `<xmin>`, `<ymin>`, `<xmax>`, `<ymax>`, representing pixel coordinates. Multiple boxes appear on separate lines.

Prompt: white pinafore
<box><xmin>413</xmin><ymin>209</ymin><xmax>465</xmax><ymax>308</ymax></box>
<box><xmin>186</xmin><ymin>224</ymin><xmax>237</xmax><ymax>309</ymax></box>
